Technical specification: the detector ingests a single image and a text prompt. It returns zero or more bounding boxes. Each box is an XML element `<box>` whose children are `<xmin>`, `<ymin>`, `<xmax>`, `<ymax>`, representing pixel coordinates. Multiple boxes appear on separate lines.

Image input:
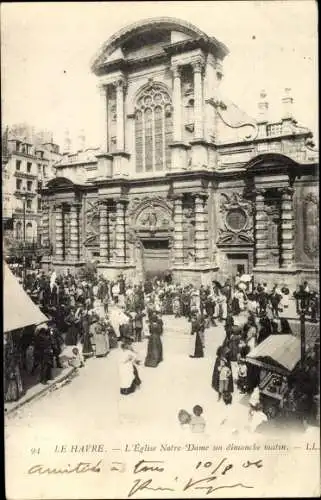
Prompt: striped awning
<box><xmin>247</xmin><ymin>334</ymin><xmax>301</xmax><ymax>374</ymax></box>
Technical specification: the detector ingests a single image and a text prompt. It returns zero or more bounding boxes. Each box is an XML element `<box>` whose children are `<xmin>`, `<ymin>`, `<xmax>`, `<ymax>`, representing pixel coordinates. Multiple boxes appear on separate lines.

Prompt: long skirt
<box><xmin>120</xmin><ymin>365</ymin><xmax>141</xmax><ymax>395</ymax></box>
<box><xmin>65</xmin><ymin>325</ymin><xmax>78</xmax><ymax>346</ymax></box>
<box><xmin>83</xmin><ymin>333</ymin><xmax>94</xmax><ymax>358</ymax></box>
<box><xmin>144</xmin><ymin>334</ymin><xmax>163</xmax><ymax>367</ymax></box>
<box><xmin>190</xmin><ymin>331</ymin><xmax>204</xmax><ymax>358</ymax></box>
<box><xmin>94</xmin><ymin>333</ymin><xmax>109</xmax><ymax>357</ymax></box>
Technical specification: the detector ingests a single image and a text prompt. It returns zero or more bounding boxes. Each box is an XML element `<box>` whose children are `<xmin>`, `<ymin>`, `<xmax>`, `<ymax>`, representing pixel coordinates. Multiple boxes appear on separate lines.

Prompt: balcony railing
<box><xmin>14</xmin><ymin>170</ymin><xmax>37</xmax><ymax>179</ymax></box>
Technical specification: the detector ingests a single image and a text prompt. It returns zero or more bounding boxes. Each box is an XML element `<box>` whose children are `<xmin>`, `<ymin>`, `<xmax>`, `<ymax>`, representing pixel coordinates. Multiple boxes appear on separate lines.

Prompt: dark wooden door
<box><xmin>142</xmin><ymin>239</ymin><xmax>169</xmax><ymax>280</ymax></box>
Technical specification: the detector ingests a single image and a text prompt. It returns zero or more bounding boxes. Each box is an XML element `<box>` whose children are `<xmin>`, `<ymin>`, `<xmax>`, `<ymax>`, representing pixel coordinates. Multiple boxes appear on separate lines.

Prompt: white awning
<box><xmin>247</xmin><ymin>334</ymin><xmax>301</xmax><ymax>373</ymax></box>
<box><xmin>3</xmin><ymin>262</ymin><xmax>48</xmax><ymax>333</ymax></box>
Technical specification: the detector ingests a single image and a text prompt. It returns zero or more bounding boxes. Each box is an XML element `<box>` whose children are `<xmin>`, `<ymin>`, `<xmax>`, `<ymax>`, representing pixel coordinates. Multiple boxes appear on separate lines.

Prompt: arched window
<box><xmin>26</xmin><ymin>222</ymin><xmax>33</xmax><ymax>242</ymax></box>
<box><xmin>135</xmin><ymin>84</ymin><xmax>172</xmax><ymax>173</ymax></box>
<box><xmin>16</xmin><ymin>221</ymin><xmax>22</xmax><ymax>240</ymax></box>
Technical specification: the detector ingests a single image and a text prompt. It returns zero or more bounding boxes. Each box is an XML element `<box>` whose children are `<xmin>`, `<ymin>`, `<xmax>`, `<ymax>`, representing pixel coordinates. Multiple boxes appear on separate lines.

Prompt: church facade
<box><xmin>41</xmin><ymin>17</ymin><xmax>319</xmax><ymax>287</ymax></box>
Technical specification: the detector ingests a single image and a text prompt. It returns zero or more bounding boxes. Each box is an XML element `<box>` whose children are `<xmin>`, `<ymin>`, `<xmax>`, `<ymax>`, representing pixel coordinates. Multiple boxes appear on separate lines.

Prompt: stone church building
<box><xmin>41</xmin><ymin>17</ymin><xmax>319</xmax><ymax>287</ymax></box>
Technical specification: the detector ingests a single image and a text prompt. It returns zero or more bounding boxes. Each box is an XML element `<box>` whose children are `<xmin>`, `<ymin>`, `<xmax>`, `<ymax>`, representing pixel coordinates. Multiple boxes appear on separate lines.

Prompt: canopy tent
<box><xmin>3</xmin><ymin>262</ymin><xmax>48</xmax><ymax>333</ymax></box>
<box><xmin>246</xmin><ymin>334</ymin><xmax>301</xmax><ymax>375</ymax></box>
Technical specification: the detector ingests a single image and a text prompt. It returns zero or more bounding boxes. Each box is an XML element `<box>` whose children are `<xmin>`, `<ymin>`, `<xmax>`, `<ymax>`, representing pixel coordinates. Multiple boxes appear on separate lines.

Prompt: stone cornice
<box><xmin>91</xmin><ymin>17</ymin><xmax>229</xmax><ymax>73</ymax></box>
<box><xmin>216</xmin><ymin>130</ymin><xmax>313</xmax><ymax>149</ymax></box>
<box><xmin>94</xmin><ymin>53</ymin><xmax>167</xmax><ymax>76</ymax></box>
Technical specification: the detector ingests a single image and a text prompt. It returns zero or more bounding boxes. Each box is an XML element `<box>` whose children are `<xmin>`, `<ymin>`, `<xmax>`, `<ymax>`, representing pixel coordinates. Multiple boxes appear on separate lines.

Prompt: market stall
<box><xmin>4</xmin><ymin>262</ymin><xmax>48</xmax><ymax>401</ymax></box>
<box><xmin>246</xmin><ymin>334</ymin><xmax>301</xmax><ymax>418</ymax></box>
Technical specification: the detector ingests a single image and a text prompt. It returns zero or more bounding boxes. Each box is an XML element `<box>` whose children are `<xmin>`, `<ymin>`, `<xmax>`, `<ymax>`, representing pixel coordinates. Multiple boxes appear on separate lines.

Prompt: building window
<box><xmin>43</xmin><ymin>166</ymin><xmax>47</xmax><ymax>177</ymax></box>
<box><xmin>27</xmin><ymin>180</ymin><xmax>32</xmax><ymax>191</ymax></box>
<box><xmin>16</xmin><ymin>178</ymin><xmax>22</xmax><ymax>190</ymax></box>
<box><xmin>38</xmin><ymin>163</ymin><xmax>42</xmax><ymax>174</ymax></box>
<box><xmin>16</xmin><ymin>160</ymin><xmax>21</xmax><ymax>170</ymax></box>
<box><xmin>135</xmin><ymin>84</ymin><xmax>172</xmax><ymax>173</ymax></box>
<box><xmin>26</xmin><ymin>222</ymin><xmax>33</xmax><ymax>242</ymax></box>
<box><xmin>16</xmin><ymin>221</ymin><xmax>22</xmax><ymax>240</ymax></box>
<box><xmin>27</xmin><ymin>162</ymin><xmax>32</xmax><ymax>173</ymax></box>
<box><xmin>26</xmin><ymin>199</ymin><xmax>32</xmax><ymax>210</ymax></box>
<box><xmin>38</xmin><ymin>198</ymin><xmax>42</xmax><ymax>211</ymax></box>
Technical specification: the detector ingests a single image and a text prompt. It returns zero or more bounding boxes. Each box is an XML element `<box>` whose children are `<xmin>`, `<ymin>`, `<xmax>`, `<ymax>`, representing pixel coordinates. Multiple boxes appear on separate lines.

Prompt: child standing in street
<box><xmin>189</xmin><ymin>405</ymin><xmax>206</xmax><ymax>433</ymax></box>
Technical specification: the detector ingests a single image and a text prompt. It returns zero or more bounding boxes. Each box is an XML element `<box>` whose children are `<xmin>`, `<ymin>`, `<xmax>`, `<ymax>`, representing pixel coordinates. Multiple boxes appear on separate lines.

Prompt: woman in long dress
<box><xmin>119</xmin><ymin>340</ymin><xmax>141</xmax><ymax>395</ymax></box>
<box><xmin>144</xmin><ymin>313</ymin><xmax>163</xmax><ymax>367</ymax></box>
<box><xmin>189</xmin><ymin>312</ymin><xmax>204</xmax><ymax>358</ymax></box>
<box><xmin>83</xmin><ymin>311</ymin><xmax>94</xmax><ymax>359</ymax></box>
<box><xmin>93</xmin><ymin>320</ymin><xmax>110</xmax><ymax>357</ymax></box>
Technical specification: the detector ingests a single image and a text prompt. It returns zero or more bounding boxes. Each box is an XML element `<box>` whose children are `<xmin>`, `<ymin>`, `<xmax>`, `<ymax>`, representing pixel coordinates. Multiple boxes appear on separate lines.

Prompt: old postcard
<box><xmin>2</xmin><ymin>1</ymin><xmax>320</xmax><ymax>498</ymax></box>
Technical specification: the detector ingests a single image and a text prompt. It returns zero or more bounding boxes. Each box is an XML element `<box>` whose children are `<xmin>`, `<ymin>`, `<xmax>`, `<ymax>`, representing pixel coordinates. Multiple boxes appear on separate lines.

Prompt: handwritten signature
<box><xmin>127</xmin><ymin>458</ymin><xmax>263</xmax><ymax>497</ymax></box>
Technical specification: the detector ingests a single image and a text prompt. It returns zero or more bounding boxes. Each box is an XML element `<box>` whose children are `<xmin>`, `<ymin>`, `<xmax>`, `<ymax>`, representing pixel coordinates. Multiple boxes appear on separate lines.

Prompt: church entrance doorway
<box><xmin>142</xmin><ymin>239</ymin><xmax>170</xmax><ymax>280</ymax></box>
<box><xmin>226</xmin><ymin>253</ymin><xmax>249</xmax><ymax>277</ymax></box>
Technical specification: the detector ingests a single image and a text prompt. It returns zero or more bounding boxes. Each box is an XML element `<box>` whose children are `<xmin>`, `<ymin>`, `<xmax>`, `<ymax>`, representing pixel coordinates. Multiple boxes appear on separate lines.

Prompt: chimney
<box><xmin>64</xmin><ymin>129</ymin><xmax>71</xmax><ymax>154</ymax></box>
<box><xmin>258</xmin><ymin>90</ymin><xmax>269</xmax><ymax>121</ymax></box>
<box><xmin>282</xmin><ymin>87</ymin><xmax>294</xmax><ymax>119</ymax></box>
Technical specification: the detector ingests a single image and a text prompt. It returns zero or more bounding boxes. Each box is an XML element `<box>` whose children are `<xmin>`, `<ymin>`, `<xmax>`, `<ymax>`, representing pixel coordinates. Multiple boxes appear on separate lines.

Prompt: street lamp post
<box><xmin>21</xmin><ymin>187</ymin><xmax>27</xmax><ymax>285</ymax></box>
<box><xmin>295</xmin><ymin>287</ymin><xmax>311</xmax><ymax>368</ymax></box>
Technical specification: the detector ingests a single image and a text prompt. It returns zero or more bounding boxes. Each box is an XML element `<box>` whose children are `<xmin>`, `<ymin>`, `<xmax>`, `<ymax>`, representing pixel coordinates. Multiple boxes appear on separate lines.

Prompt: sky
<box><xmin>1</xmin><ymin>1</ymin><xmax>318</xmax><ymax>150</ymax></box>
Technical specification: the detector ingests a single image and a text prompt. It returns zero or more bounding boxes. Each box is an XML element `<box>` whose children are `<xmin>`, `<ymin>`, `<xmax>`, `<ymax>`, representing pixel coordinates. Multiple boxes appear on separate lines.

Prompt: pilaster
<box><xmin>280</xmin><ymin>186</ymin><xmax>295</xmax><ymax>269</ymax></box>
<box><xmin>99</xmin><ymin>201</ymin><xmax>109</xmax><ymax>262</ymax></box>
<box><xmin>69</xmin><ymin>203</ymin><xmax>80</xmax><ymax>260</ymax></box>
<box><xmin>193</xmin><ymin>192</ymin><xmax>209</xmax><ymax>264</ymax></box>
<box><xmin>54</xmin><ymin>203</ymin><xmax>64</xmax><ymax>260</ymax></box>
<box><xmin>254</xmin><ymin>189</ymin><xmax>268</xmax><ymax>267</ymax></box>
<box><xmin>114</xmin><ymin>198</ymin><xmax>127</xmax><ymax>263</ymax></box>
<box><xmin>173</xmin><ymin>194</ymin><xmax>184</xmax><ymax>264</ymax></box>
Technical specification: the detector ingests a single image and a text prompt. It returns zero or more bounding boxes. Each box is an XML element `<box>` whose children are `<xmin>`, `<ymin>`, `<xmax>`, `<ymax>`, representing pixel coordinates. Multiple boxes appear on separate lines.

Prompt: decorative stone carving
<box><xmin>128</xmin><ymin>197</ymin><xmax>173</xmax><ymax>230</ymax></box>
<box><xmin>303</xmin><ymin>192</ymin><xmax>319</xmax><ymax>258</ymax></box>
<box><xmin>218</xmin><ymin>192</ymin><xmax>254</xmax><ymax>244</ymax></box>
<box><xmin>84</xmin><ymin>200</ymin><xmax>100</xmax><ymax>245</ymax></box>
<box><xmin>182</xmin><ymin>81</ymin><xmax>193</xmax><ymax>97</ymax></box>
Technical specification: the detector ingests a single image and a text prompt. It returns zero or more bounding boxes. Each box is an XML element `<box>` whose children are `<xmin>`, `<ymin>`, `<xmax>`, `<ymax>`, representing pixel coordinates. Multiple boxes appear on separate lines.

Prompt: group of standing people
<box><xmin>9</xmin><ymin>263</ymin><xmax>319</xmax><ymax>421</ymax></box>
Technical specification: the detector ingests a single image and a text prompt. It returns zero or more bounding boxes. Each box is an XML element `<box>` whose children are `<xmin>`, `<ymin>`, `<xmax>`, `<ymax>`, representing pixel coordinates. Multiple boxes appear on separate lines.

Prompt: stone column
<box><xmin>115</xmin><ymin>199</ymin><xmax>126</xmax><ymax>263</ymax></box>
<box><xmin>41</xmin><ymin>202</ymin><xmax>50</xmax><ymax>247</ymax></box>
<box><xmin>116</xmin><ymin>78</ymin><xmax>126</xmax><ymax>151</ymax></box>
<box><xmin>99</xmin><ymin>201</ymin><xmax>108</xmax><ymax>262</ymax></box>
<box><xmin>192</xmin><ymin>60</ymin><xmax>204</xmax><ymax>139</ymax></box>
<box><xmin>54</xmin><ymin>204</ymin><xmax>64</xmax><ymax>260</ymax></box>
<box><xmin>172</xmin><ymin>66</ymin><xmax>182</xmax><ymax>142</ymax></box>
<box><xmin>254</xmin><ymin>189</ymin><xmax>268</xmax><ymax>267</ymax></box>
<box><xmin>194</xmin><ymin>193</ymin><xmax>208</xmax><ymax>264</ymax></box>
<box><xmin>98</xmin><ymin>85</ymin><xmax>108</xmax><ymax>152</ymax></box>
<box><xmin>173</xmin><ymin>195</ymin><xmax>184</xmax><ymax>264</ymax></box>
<box><xmin>280</xmin><ymin>187</ymin><xmax>295</xmax><ymax>268</ymax></box>
<box><xmin>69</xmin><ymin>203</ymin><xmax>80</xmax><ymax>260</ymax></box>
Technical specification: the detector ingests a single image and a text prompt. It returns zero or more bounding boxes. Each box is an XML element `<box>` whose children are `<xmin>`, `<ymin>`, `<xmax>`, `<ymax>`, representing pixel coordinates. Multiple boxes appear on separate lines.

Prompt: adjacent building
<box><xmin>41</xmin><ymin>17</ymin><xmax>319</xmax><ymax>287</ymax></box>
<box><xmin>2</xmin><ymin>131</ymin><xmax>62</xmax><ymax>247</ymax></box>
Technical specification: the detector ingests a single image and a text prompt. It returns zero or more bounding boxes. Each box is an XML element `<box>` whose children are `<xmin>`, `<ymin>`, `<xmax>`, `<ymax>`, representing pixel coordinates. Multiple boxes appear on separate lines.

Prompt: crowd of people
<box><xmin>5</xmin><ymin>263</ymin><xmax>319</xmax><ymax>428</ymax></box>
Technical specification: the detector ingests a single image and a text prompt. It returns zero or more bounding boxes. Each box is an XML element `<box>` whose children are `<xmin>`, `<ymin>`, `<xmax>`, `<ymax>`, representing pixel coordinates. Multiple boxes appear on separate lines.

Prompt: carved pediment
<box><xmin>128</xmin><ymin>196</ymin><xmax>173</xmax><ymax>235</ymax></box>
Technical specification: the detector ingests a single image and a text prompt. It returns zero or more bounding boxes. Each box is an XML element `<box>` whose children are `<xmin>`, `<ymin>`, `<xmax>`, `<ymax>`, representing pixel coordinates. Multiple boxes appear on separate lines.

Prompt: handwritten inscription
<box><xmin>26</xmin><ymin>454</ymin><xmax>264</xmax><ymax>496</ymax></box>
<box><xmin>28</xmin><ymin>460</ymin><xmax>102</xmax><ymax>475</ymax></box>
<box><xmin>126</xmin><ymin>456</ymin><xmax>262</xmax><ymax>497</ymax></box>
